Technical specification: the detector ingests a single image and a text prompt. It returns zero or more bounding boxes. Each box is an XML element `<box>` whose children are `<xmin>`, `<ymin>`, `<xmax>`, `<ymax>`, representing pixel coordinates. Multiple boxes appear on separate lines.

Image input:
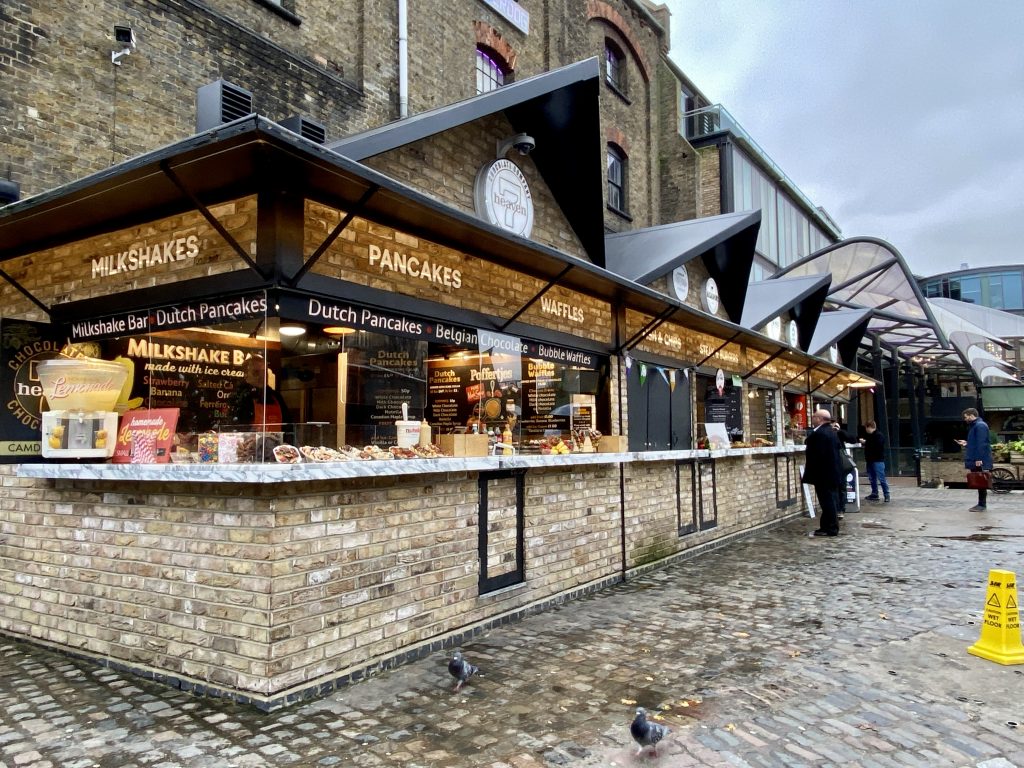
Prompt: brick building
<box><xmin>0</xmin><ymin>2</ymin><xmax>884</xmax><ymax>708</ymax></box>
<box><xmin>2</xmin><ymin>0</ymin><xmax>707</xmax><ymax>230</ymax></box>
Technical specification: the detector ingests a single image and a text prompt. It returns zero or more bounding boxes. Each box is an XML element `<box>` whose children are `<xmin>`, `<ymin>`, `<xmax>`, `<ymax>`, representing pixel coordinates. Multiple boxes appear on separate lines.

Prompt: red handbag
<box><xmin>965</xmin><ymin>470</ymin><xmax>992</xmax><ymax>489</ymax></box>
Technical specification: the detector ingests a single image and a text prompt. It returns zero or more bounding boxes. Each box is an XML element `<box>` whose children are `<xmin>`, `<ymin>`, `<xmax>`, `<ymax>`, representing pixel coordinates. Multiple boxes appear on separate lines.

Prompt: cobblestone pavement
<box><xmin>2</xmin><ymin>486</ymin><xmax>1023</xmax><ymax>768</ymax></box>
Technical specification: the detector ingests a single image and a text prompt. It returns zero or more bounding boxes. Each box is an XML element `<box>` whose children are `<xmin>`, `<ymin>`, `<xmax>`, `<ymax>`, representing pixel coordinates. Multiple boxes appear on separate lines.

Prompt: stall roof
<box><xmin>603</xmin><ymin>210</ymin><xmax>759</xmax><ymax>321</ymax></box>
<box><xmin>0</xmin><ymin>115</ymin><xmax>870</xmax><ymax>388</ymax></box>
<box><xmin>740</xmin><ymin>274</ymin><xmax>831</xmax><ymax>350</ymax></box>
<box><xmin>329</xmin><ymin>58</ymin><xmax>607</xmax><ymax>267</ymax></box>
<box><xmin>775</xmin><ymin>237</ymin><xmax>950</xmax><ymax>359</ymax></box>
<box><xmin>807</xmin><ymin>308</ymin><xmax>873</xmax><ymax>367</ymax></box>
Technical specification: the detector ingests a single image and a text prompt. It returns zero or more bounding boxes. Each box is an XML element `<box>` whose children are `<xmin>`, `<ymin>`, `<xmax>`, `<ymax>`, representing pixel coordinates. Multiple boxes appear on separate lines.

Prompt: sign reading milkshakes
<box><xmin>1</xmin><ymin>319</ymin><xmax>63</xmax><ymax>462</ymax></box>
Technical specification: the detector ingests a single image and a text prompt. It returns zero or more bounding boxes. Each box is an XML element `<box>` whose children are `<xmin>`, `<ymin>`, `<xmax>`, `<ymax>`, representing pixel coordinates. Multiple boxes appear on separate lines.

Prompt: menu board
<box><xmin>703</xmin><ymin>382</ymin><xmax>743</xmax><ymax>439</ymax></box>
<box><xmin>518</xmin><ymin>358</ymin><xmax>569</xmax><ymax>438</ymax></box>
<box><xmin>426</xmin><ymin>359</ymin><xmax>518</xmax><ymax>432</ymax></box>
<box><xmin>105</xmin><ymin>334</ymin><xmax>256</xmax><ymax>433</ymax></box>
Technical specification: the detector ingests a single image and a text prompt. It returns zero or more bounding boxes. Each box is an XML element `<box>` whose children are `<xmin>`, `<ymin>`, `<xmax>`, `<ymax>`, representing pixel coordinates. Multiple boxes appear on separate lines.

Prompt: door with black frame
<box><xmin>627</xmin><ymin>360</ymin><xmax>691</xmax><ymax>451</ymax></box>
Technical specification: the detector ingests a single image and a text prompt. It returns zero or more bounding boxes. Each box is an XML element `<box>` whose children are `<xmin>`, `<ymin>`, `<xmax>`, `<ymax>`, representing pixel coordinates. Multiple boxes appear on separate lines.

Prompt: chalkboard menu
<box><xmin>703</xmin><ymin>382</ymin><xmax>743</xmax><ymax>439</ymax></box>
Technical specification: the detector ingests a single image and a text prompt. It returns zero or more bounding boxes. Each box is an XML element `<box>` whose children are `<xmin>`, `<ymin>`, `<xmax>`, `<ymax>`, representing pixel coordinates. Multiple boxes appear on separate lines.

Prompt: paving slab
<box><xmin>0</xmin><ymin>486</ymin><xmax>1022</xmax><ymax>767</ymax></box>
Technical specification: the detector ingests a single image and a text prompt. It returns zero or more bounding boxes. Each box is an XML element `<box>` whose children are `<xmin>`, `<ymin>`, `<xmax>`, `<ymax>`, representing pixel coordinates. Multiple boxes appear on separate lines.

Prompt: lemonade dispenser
<box><xmin>38</xmin><ymin>358</ymin><xmax>128</xmax><ymax>459</ymax></box>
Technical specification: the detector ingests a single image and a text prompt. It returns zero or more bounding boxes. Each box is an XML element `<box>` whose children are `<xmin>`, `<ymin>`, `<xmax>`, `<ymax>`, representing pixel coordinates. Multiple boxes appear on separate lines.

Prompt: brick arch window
<box><xmin>475</xmin><ymin>47</ymin><xmax>508</xmax><ymax>94</ymax></box>
<box><xmin>604</xmin><ymin>38</ymin><xmax>626</xmax><ymax>94</ymax></box>
<box><xmin>607</xmin><ymin>143</ymin><xmax>627</xmax><ymax>213</ymax></box>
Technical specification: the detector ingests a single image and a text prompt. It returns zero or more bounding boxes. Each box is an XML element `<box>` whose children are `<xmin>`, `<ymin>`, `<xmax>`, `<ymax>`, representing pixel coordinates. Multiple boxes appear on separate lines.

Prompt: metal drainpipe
<box><xmin>398</xmin><ymin>0</ymin><xmax>408</xmax><ymax>118</ymax></box>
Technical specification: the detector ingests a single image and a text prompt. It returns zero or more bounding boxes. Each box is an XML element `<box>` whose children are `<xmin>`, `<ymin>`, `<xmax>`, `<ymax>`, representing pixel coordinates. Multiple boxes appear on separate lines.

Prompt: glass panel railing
<box><xmin>679</xmin><ymin>104</ymin><xmax>842</xmax><ymax>240</ymax></box>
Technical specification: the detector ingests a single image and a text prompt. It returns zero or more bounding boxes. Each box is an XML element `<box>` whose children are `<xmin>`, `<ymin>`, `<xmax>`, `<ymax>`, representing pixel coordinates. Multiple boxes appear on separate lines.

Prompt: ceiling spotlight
<box><xmin>279</xmin><ymin>323</ymin><xmax>307</xmax><ymax>337</ymax></box>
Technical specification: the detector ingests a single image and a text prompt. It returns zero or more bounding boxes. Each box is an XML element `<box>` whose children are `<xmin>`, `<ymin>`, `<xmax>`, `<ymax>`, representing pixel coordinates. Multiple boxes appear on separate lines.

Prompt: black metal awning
<box><xmin>0</xmin><ymin>116</ymin><xmax>871</xmax><ymax>388</ymax></box>
<box><xmin>740</xmin><ymin>273</ymin><xmax>832</xmax><ymax>351</ymax></box>
<box><xmin>807</xmin><ymin>308</ymin><xmax>873</xmax><ymax>368</ymax></box>
<box><xmin>604</xmin><ymin>210</ymin><xmax>760</xmax><ymax>322</ymax></box>
<box><xmin>329</xmin><ymin>58</ymin><xmax>606</xmax><ymax>267</ymax></box>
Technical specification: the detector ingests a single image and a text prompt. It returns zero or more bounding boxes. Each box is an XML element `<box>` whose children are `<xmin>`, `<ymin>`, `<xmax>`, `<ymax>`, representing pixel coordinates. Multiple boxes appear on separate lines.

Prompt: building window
<box><xmin>475</xmin><ymin>48</ymin><xmax>505</xmax><ymax>94</ymax></box>
<box><xmin>604</xmin><ymin>40</ymin><xmax>626</xmax><ymax>93</ymax></box>
<box><xmin>607</xmin><ymin>145</ymin><xmax>626</xmax><ymax>213</ymax></box>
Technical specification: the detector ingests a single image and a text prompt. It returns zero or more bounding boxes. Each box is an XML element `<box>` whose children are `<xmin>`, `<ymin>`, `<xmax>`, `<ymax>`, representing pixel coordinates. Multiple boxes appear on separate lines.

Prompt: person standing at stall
<box><xmin>803</xmin><ymin>408</ymin><xmax>844</xmax><ymax>537</ymax></box>
<box><xmin>956</xmin><ymin>407</ymin><xmax>992</xmax><ymax>512</ymax></box>
<box><xmin>228</xmin><ymin>354</ymin><xmax>290</xmax><ymax>429</ymax></box>
<box><xmin>859</xmin><ymin>420</ymin><xmax>891</xmax><ymax>503</ymax></box>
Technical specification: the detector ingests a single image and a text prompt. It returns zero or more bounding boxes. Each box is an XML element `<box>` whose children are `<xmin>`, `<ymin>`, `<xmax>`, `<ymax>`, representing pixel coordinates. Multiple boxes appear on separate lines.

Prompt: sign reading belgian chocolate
<box><xmin>278</xmin><ymin>295</ymin><xmax>600</xmax><ymax>369</ymax></box>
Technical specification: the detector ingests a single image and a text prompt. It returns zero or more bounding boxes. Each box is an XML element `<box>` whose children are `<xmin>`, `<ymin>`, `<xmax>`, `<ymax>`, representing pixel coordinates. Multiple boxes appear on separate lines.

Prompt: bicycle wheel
<box><xmin>991</xmin><ymin>467</ymin><xmax>1015</xmax><ymax>494</ymax></box>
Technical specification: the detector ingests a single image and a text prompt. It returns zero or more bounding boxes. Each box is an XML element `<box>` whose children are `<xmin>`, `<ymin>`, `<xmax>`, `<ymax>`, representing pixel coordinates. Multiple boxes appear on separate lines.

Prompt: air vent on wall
<box><xmin>278</xmin><ymin>115</ymin><xmax>327</xmax><ymax>145</ymax></box>
<box><xmin>196</xmin><ymin>79</ymin><xmax>254</xmax><ymax>133</ymax></box>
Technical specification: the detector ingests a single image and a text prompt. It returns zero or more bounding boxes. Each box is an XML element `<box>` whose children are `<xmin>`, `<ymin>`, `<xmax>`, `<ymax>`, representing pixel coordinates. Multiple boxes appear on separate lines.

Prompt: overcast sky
<box><xmin>664</xmin><ymin>0</ymin><xmax>1024</xmax><ymax>278</ymax></box>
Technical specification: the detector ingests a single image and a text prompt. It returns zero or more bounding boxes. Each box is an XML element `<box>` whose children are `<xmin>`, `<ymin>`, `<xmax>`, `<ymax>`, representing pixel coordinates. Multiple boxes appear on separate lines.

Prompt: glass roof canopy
<box><xmin>776</xmin><ymin>239</ymin><xmax>1022</xmax><ymax>384</ymax></box>
<box><xmin>775</xmin><ymin>238</ymin><xmax>950</xmax><ymax>361</ymax></box>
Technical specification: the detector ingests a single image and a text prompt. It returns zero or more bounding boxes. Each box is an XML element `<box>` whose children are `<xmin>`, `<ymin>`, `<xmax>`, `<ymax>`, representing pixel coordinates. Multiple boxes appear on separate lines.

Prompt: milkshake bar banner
<box><xmin>66</xmin><ymin>294</ymin><xmax>268</xmax><ymax>341</ymax></box>
<box><xmin>277</xmin><ymin>295</ymin><xmax>601</xmax><ymax>370</ymax></box>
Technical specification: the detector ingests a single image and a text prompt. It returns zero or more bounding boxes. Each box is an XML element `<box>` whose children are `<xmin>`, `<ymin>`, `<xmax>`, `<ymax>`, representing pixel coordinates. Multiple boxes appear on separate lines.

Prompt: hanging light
<box><xmin>279</xmin><ymin>323</ymin><xmax>307</xmax><ymax>337</ymax></box>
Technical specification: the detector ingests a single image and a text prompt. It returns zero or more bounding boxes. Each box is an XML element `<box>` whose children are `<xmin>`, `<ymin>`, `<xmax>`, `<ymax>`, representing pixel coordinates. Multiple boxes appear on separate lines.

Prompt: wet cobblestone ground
<box><xmin>2</xmin><ymin>485</ymin><xmax>1023</xmax><ymax>768</ymax></box>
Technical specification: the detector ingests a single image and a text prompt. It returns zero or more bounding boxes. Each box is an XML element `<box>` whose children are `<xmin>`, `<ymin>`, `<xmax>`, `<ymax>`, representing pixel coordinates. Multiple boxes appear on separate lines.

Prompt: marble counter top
<box><xmin>16</xmin><ymin>444</ymin><xmax>807</xmax><ymax>484</ymax></box>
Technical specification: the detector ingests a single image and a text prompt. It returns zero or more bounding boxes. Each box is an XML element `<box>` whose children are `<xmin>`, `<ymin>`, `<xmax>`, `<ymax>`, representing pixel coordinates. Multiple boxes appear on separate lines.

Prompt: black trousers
<box><xmin>815</xmin><ymin>484</ymin><xmax>840</xmax><ymax>535</ymax></box>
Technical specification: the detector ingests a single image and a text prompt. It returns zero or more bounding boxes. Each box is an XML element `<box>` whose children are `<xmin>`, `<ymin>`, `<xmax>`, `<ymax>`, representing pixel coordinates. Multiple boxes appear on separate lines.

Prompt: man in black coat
<box><xmin>802</xmin><ymin>408</ymin><xmax>844</xmax><ymax>537</ymax></box>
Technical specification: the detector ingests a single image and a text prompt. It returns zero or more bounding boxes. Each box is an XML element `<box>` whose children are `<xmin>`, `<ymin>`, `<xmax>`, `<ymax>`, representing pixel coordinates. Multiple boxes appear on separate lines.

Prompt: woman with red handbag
<box><xmin>956</xmin><ymin>408</ymin><xmax>992</xmax><ymax>511</ymax></box>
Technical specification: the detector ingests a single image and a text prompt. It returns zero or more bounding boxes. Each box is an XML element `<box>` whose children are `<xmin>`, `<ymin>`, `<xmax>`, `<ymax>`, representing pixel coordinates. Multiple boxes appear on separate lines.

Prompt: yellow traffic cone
<box><xmin>967</xmin><ymin>569</ymin><xmax>1024</xmax><ymax>665</ymax></box>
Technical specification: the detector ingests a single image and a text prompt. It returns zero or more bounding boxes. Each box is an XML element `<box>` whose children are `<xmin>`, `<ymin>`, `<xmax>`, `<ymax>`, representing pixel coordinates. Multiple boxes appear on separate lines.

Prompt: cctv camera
<box><xmin>496</xmin><ymin>132</ymin><xmax>536</xmax><ymax>159</ymax></box>
<box><xmin>512</xmin><ymin>134</ymin><xmax>535</xmax><ymax>155</ymax></box>
<box><xmin>114</xmin><ymin>25</ymin><xmax>136</xmax><ymax>49</ymax></box>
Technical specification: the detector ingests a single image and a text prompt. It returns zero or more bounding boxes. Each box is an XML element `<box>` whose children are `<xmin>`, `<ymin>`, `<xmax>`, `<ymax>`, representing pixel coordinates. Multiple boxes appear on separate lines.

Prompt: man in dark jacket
<box><xmin>803</xmin><ymin>408</ymin><xmax>843</xmax><ymax>537</ymax></box>
<box><xmin>859</xmin><ymin>420</ymin><xmax>890</xmax><ymax>502</ymax></box>
<box><xmin>956</xmin><ymin>407</ymin><xmax>993</xmax><ymax>511</ymax></box>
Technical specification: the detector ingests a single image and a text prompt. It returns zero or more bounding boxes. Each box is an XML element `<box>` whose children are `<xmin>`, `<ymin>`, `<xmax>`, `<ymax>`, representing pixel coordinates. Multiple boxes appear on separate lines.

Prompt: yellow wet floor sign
<box><xmin>967</xmin><ymin>568</ymin><xmax>1024</xmax><ymax>665</ymax></box>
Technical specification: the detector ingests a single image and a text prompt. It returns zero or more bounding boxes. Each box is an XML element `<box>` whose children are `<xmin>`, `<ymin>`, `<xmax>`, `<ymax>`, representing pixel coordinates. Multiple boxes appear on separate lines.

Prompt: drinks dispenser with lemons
<box><xmin>37</xmin><ymin>358</ymin><xmax>128</xmax><ymax>459</ymax></box>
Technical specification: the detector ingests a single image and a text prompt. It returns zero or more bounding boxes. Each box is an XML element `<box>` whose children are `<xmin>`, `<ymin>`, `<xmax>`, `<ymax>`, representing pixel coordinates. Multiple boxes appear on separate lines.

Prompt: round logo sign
<box><xmin>715</xmin><ymin>367</ymin><xmax>726</xmax><ymax>395</ymax></box>
<box><xmin>787</xmin><ymin>320</ymin><xmax>800</xmax><ymax>347</ymax></box>
<box><xmin>669</xmin><ymin>266</ymin><xmax>690</xmax><ymax>302</ymax></box>
<box><xmin>765</xmin><ymin>317</ymin><xmax>782</xmax><ymax>341</ymax></box>
<box><xmin>701</xmin><ymin>278</ymin><xmax>720</xmax><ymax>314</ymax></box>
<box><xmin>473</xmin><ymin>159</ymin><xmax>534</xmax><ymax>238</ymax></box>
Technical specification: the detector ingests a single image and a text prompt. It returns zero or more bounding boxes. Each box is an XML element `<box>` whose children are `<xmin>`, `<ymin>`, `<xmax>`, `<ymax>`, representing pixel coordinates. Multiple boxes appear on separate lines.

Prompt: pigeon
<box><xmin>630</xmin><ymin>707</ymin><xmax>670</xmax><ymax>756</ymax></box>
<box><xmin>447</xmin><ymin>651</ymin><xmax>479</xmax><ymax>691</ymax></box>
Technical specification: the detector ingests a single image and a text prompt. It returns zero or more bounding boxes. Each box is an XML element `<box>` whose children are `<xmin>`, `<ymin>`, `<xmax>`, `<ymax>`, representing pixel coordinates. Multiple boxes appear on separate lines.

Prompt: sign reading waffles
<box><xmin>112</xmin><ymin>409</ymin><xmax>179</xmax><ymax>464</ymax></box>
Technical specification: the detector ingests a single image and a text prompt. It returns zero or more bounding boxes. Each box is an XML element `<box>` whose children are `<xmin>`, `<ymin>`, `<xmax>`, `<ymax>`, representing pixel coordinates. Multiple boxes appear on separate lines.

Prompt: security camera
<box><xmin>114</xmin><ymin>25</ymin><xmax>136</xmax><ymax>49</ymax></box>
<box><xmin>496</xmin><ymin>132</ymin><xmax>536</xmax><ymax>159</ymax></box>
<box><xmin>513</xmin><ymin>134</ymin><xmax>535</xmax><ymax>155</ymax></box>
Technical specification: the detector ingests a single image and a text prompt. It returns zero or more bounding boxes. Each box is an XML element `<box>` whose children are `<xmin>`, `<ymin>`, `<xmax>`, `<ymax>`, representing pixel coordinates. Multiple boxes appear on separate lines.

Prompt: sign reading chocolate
<box><xmin>1</xmin><ymin>320</ymin><xmax>63</xmax><ymax>454</ymax></box>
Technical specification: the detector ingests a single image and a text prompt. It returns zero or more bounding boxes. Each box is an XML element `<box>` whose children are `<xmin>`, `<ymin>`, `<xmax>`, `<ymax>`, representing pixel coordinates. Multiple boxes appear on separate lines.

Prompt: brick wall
<box><xmin>0</xmin><ymin>451</ymin><xmax>803</xmax><ymax>705</ymax></box>
<box><xmin>0</xmin><ymin>197</ymin><xmax>257</xmax><ymax>317</ymax></box>
<box><xmin>697</xmin><ymin>145</ymin><xmax>723</xmax><ymax>217</ymax></box>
